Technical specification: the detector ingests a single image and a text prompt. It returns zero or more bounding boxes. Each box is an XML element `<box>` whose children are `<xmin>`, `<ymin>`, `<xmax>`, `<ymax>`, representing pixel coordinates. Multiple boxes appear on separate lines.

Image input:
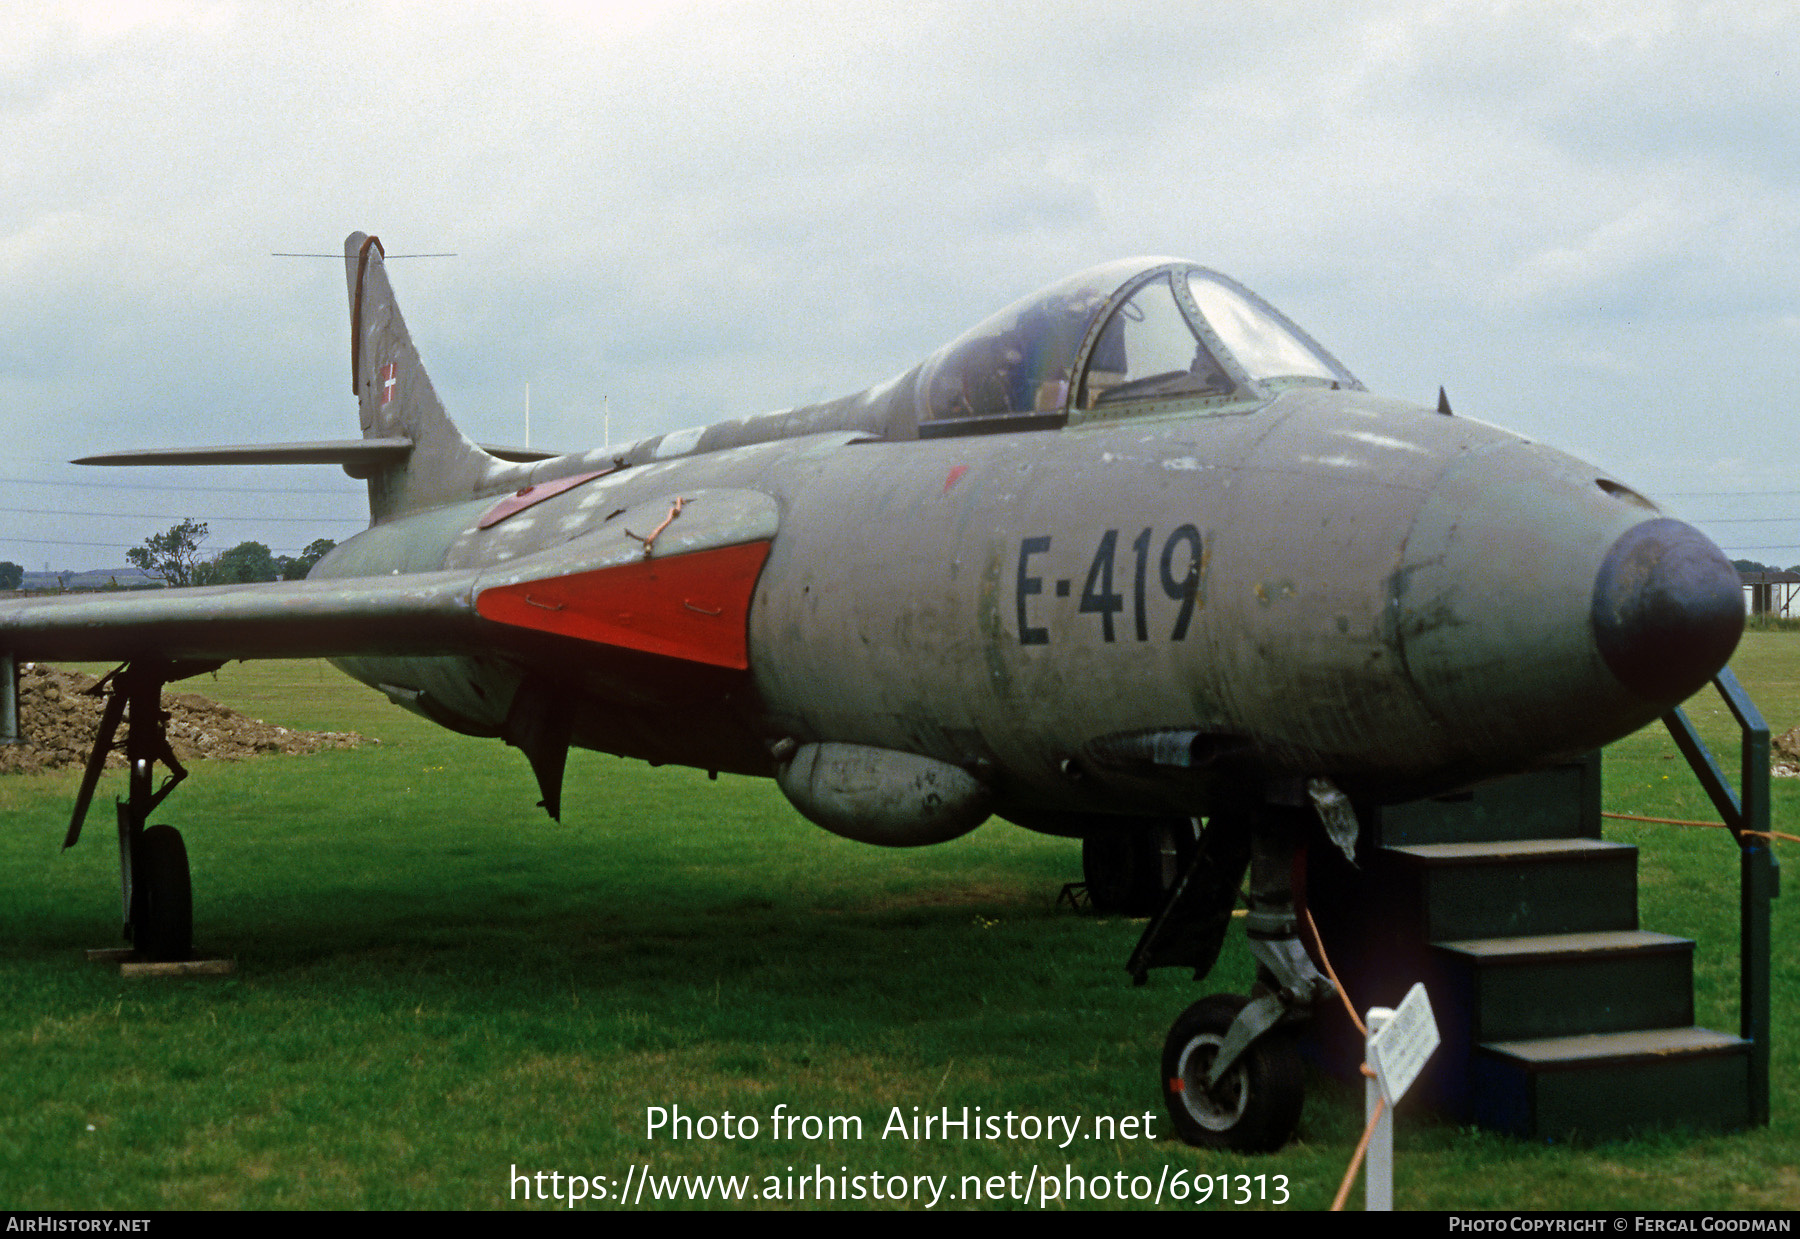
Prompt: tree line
<box><xmin>1</xmin><ymin>522</ymin><xmax>337</xmax><ymax>592</ymax></box>
<box><xmin>124</xmin><ymin>519</ymin><xmax>336</xmax><ymax>586</ymax></box>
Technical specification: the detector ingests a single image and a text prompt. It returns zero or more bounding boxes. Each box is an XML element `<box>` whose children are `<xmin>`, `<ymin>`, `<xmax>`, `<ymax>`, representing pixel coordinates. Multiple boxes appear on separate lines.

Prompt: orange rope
<box><xmin>1301</xmin><ymin>901</ymin><xmax>1383</xmax><ymax>1210</ymax></box>
<box><xmin>1301</xmin><ymin>903</ymin><xmax>1364</xmax><ymax>1038</ymax></box>
<box><xmin>1332</xmin><ymin>1096</ymin><xmax>1387</xmax><ymax>1212</ymax></box>
<box><xmin>1602</xmin><ymin>811</ymin><xmax>1799</xmax><ymax>845</ymax></box>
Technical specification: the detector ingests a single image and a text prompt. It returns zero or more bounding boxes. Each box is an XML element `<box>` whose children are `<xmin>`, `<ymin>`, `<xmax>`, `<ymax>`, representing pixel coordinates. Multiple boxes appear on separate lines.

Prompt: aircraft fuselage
<box><xmin>316</xmin><ymin>381</ymin><xmax>1702</xmax><ymax>829</ymax></box>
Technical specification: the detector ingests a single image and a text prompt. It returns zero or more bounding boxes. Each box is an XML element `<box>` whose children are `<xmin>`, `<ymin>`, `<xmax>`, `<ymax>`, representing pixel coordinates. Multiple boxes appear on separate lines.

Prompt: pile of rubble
<box><xmin>1772</xmin><ymin>727</ymin><xmax>1800</xmax><ymax>779</ymax></box>
<box><xmin>2</xmin><ymin>664</ymin><xmax>364</xmax><ymax>776</ymax></box>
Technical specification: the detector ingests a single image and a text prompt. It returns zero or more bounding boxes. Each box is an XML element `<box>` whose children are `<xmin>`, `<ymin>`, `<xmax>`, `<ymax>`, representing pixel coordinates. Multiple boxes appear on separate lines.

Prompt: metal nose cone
<box><xmin>1591</xmin><ymin>518</ymin><xmax>1744</xmax><ymax>704</ymax></box>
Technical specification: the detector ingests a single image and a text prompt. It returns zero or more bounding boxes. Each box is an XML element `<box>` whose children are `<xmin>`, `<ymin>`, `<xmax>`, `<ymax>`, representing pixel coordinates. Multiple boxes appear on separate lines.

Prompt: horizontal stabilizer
<box><xmin>73</xmin><ymin>438</ymin><xmax>556</xmax><ymax>474</ymax></box>
<box><xmin>73</xmin><ymin>439</ymin><xmax>415</xmax><ymax>467</ymax></box>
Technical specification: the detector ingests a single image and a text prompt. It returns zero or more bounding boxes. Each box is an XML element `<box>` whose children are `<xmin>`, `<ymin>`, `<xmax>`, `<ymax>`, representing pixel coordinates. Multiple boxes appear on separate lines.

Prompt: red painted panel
<box><xmin>474</xmin><ymin>540</ymin><xmax>772</xmax><ymax>669</ymax></box>
<box><xmin>477</xmin><ymin>469</ymin><xmax>612</xmax><ymax>530</ymax></box>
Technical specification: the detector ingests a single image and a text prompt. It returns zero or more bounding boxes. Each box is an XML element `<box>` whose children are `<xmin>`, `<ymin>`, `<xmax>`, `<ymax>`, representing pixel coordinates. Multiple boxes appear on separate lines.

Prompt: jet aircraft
<box><xmin>0</xmin><ymin>234</ymin><xmax>1745</xmax><ymax>1151</ymax></box>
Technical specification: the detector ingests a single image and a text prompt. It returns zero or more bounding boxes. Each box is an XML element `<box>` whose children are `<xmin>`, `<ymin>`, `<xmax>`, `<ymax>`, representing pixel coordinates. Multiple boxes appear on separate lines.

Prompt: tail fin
<box><xmin>72</xmin><ymin>236</ymin><xmax>548</xmax><ymax>507</ymax></box>
<box><xmin>345</xmin><ymin>232</ymin><xmax>503</xmax><ymax>523</ymax></box>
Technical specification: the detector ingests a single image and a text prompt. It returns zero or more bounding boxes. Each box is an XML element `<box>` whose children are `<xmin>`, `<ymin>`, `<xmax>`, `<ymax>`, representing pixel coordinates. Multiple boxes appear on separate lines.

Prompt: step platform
<box><xmin>1473</xmin><ymin>1028</ymin><xmax>1752</xmax><ymax>1140</ymax></box>
<box><xmin>1306</xmin><ymin>755</ymin><xmax>1753</xmax><ymax>1140</ymax></box>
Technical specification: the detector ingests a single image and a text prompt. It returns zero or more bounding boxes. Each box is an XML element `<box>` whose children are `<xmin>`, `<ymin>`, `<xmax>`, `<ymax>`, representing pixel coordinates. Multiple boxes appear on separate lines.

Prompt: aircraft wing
<box><xmin>0</xmin><ymin>487</ymin><xmax>778</xmax><ymax>669</ymax></box>
<box><xmin>0</xmin><ymin>571</ymin><xmax>478</xmax><ymax>663</ymax></box>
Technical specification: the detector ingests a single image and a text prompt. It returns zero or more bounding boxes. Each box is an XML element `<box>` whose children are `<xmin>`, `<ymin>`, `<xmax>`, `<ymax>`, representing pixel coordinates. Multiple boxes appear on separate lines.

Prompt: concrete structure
<box><xmin>1741</xmin><ymin>570</ymin><xmax>1800</xmax><ymax>618</ymax></box>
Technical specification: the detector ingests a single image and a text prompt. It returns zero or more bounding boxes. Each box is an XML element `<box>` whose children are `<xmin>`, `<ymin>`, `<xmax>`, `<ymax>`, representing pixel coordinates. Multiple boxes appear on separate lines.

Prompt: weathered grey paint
<box><xmin>0</xmin><ymin>237</ymin><xmax>1743</xmax><ymax>837</ymax></box>
<box><xmin>743</xmin><ymin>389</ymin><xmax>1671</xmax><ymax>816</ymax></box>
<box><xmin>775</xmin><ymin>743</ymin><xmax>993</xmax><ymax>846</ymax></box>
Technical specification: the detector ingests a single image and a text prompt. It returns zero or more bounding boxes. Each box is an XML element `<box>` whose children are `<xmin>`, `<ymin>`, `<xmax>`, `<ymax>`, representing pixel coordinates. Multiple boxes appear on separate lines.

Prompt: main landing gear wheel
<box><xmin>1082</xmin><ymin>818</ymin><xmax>1197</xmax><ymax>916</ymax></box>
<box><xmin>1161</xmin><ymin>993</ymin><xmax>1303</xmax><ymax>1153</ymax></box>
<box><xmin>136</xmin><ymin>824</ymin><xmax>192</xmax><ymax>963</ymax></box>
<box><xmin>67</xmin><ymin>662</ymin><xmax>207</xmax><ymax>963</ymax></box>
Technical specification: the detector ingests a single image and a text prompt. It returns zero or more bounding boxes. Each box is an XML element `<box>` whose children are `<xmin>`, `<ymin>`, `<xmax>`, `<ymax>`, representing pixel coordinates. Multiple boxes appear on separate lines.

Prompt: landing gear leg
<box><xmin>1138</xmin><ymin>802</ymin><xmax>1335</xmax><ymax>1152</ymax></box>
<box><xmin>68</xmin><ymin>662</ymin><xmax>197</xmax><ymax>962</ymax></box>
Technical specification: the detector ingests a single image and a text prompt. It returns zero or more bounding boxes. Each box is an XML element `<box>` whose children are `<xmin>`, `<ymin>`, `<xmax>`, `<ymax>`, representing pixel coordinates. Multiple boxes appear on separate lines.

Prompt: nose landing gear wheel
<box><xmin>1161</xmin><ymin>993</ymin><xmax>1303</xmax><ymax>1152</ymax></box>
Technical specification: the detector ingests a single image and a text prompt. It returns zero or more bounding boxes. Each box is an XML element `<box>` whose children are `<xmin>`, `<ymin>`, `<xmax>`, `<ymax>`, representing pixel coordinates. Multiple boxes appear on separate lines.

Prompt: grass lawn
<box><xmin>0</xmin><ymin>645</ymin><xmax>1793</xmax><ymax>1210</ymax></box>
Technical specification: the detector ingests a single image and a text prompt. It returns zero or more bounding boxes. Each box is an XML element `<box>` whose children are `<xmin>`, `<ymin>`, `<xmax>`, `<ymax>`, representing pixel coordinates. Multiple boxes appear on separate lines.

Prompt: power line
<box><xmin>5</xmin><ymin>535</ymin><xmax>325</xmax><ymax>554</ymax></box>
<box><xmin>0</xmin><ymin>504</ymin><xmax>359</xmax><ymax>524</ymax></box>
<box><xmin>1689</xmin><ymin>516</ymin><xmax>1800</xmax><ymax>524</ymax></box>
<box><xmin>0</xmin><ymin>474</ymin><xmax>362</xmax><ymax>496</ymax></box>
<box><xmin>6</xmin><ymin>536</ymin><xmax>157</xmax><ymax>549</ymax></box>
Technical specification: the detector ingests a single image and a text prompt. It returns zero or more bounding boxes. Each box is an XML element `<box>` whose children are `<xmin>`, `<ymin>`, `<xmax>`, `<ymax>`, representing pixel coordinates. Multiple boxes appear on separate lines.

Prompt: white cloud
<box><xmin>1493</xmin><ymin>198</ymin><xmax>1692</xmax><ymax>312</ymax></box>
<box><xmin>2</xmin><ymin>0</ymin><xmax>1798</xmax><ymax>564</ymax></box>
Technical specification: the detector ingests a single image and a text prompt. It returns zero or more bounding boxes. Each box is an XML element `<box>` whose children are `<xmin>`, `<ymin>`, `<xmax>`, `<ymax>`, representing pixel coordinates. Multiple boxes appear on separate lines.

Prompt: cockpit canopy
<box><xmin>917</xmin><ymin>258</ymin><xmax>1359</xmax><ymax>435</ymax></box>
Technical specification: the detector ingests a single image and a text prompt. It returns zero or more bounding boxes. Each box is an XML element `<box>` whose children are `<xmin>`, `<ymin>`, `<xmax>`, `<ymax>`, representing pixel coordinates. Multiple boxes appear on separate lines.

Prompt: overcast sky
<box><xmin>3</xmin><ymin>0</ymin><xmax>1798</xmax><ymax>571</ymax></box>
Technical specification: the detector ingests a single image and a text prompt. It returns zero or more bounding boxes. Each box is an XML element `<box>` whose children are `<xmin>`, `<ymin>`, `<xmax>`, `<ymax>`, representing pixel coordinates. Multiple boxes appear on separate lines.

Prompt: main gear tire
<box><xmin>1161</xmin><ymin>993</ymin><xmax>1304</xmax><ymax>1152</ymax></box>
<box><xmin>1081</xmin><ymin>818</ymin><xmax>1197</xmax><ymax>915</ymax></box>
<box><xmin>137</xmin><ymin>824</ymin><xmax>193</xmax><ymax>963</ymax></box>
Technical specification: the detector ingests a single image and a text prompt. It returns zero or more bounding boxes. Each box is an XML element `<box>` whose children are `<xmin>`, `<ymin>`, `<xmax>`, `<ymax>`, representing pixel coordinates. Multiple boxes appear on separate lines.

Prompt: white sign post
<box><xmin>1362</xmin><ymin>982</ymin><xmax>1440</xmax><ymax>1211</ymax></box>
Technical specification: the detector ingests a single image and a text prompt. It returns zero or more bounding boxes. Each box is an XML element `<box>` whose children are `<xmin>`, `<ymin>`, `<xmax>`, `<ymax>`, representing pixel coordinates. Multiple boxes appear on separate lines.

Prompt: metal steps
<box><xmin>1474</xmin><ymin>1028</ymin><xmax>1751</xmax><ymax>1139</ymax></box>
<box><xmin>1308</xmin><ymin>754</ymin><xmax>1753</xmax><ymax>1140</ymax></box>
<box><xmin>1434</xmin><ymin>930</ymin><xmax>1695</xmax><ymax>1042</ymax></box>
<box><xmin>1386</xmin><ymin>838</ymin><xmax>1639</xmax><ymax>941</ymax></box>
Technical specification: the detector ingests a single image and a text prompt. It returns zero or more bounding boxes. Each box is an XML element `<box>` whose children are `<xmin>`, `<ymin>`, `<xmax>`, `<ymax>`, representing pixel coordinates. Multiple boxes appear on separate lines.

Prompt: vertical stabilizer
<box><xmin>345</xmin><ymin>233</ymin><xmax>504</xmax><ymax>522</ymax></box>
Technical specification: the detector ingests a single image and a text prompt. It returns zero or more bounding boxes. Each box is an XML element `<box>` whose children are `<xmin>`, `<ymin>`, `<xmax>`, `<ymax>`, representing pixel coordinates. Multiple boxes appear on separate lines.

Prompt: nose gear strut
<box><xmin>1130</xmin><ymin>794</ymin><xmax>1345</xmax><ymax>1152</ymax></box>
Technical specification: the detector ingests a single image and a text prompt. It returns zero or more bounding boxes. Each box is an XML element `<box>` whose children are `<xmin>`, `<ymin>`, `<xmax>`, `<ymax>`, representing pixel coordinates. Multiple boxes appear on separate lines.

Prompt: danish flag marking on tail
<box><xmin>380</xmin><ymin>362</ymin><xmax>397</xmax><ymax>406</ymax></box>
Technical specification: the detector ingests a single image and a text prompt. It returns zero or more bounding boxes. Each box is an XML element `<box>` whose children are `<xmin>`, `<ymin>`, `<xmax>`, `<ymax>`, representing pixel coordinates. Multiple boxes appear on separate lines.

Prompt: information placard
<box><xmin>1367</xmin><ymin>982</ymin><xmax>1440</xmax><ymax>1105</ymax></box>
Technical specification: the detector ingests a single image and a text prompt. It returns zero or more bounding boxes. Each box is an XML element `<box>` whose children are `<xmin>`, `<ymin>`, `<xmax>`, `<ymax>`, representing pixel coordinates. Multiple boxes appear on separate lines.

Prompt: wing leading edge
<box><xmin>0</xmin><ymin>488</ymin><xmax>779</xmax><ymax>668</ymax></box>
<box><xmin>0</xmin><ymin>571</ymin><xmax>481</xmax><ymax>663</ymax></box>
